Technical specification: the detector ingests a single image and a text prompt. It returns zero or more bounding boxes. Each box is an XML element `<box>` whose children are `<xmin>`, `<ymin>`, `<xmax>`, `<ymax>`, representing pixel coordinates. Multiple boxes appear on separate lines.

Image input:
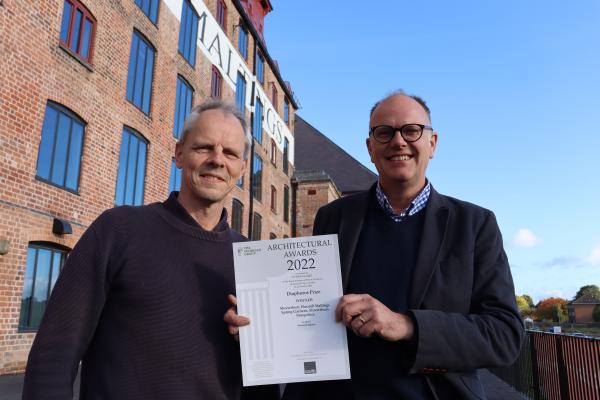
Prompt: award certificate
<box><xmin>233</xmin><ymin>234</ymin><xmax>350</xmax><ymax>386</ymax></box>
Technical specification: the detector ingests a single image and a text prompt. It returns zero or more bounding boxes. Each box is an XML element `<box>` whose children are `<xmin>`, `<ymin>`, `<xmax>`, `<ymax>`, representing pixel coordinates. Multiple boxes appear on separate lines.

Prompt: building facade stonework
<box><xmin>0</xmin><ymin>0</ymin><xmax>296</xmax><ymax>374</ymax></box>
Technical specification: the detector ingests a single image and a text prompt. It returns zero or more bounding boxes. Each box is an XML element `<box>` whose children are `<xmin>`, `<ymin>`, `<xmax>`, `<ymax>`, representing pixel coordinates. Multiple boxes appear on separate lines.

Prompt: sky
<box><xmin>264</xmin><ymin>0</ymin><xmax>600</xmax><ymax>303</ymax></box>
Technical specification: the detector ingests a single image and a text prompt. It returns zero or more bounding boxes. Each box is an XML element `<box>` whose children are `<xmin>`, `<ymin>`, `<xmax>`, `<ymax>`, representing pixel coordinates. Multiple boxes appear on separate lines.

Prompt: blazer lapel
<box><xmin>339</xmin><ymin>187</ymin><xmax>372</xmax><ymax>291</ymax></box>
<box><xmin>409</xmin><ymin>188</ymin><xmax>450</xmax><ymax>309</ymax></box>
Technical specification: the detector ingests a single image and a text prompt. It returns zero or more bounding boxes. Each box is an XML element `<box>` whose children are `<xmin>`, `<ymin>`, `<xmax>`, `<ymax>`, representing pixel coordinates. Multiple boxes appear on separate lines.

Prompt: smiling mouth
<box><xmin>199</xmin><ymin>174</ymin><xmax>226</xmax><ymax>183</ymax></box>
<box><xmin>387</xmin><ymin>155</ymin><xmax>412</xmax><ymax>161</ymax></box>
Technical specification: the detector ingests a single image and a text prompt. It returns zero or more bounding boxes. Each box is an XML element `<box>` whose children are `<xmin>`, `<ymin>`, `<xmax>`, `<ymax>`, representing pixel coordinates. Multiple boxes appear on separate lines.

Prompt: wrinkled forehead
<box><xmin>370</xmin><ymin>95</ymin><xmax>430</xmax><ymax>126</ymax></box>
<box><xmin>187</xmin><ymin>111</ymin><xmax>245</xmax><ymax>145</ymax></box>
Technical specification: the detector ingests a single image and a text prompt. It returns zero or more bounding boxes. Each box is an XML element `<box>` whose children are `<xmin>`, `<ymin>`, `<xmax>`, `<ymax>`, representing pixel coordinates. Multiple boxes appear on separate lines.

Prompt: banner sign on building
<box><xmin>164</xmin><ymin>0</ymin><xmax>294</xmax><ymax>164</ymax></box>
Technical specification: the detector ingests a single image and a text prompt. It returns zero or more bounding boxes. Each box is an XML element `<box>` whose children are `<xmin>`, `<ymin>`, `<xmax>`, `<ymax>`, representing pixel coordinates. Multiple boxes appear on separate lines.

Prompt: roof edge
<box><xmin>231</xmin><ymin>0</ymin><xmax>299</xmax><ymax>110</ymax></box>
<box><xmin>295</xmin><ymin>115</ymin><xmax>378</xmax><ymax>179</ymax></box>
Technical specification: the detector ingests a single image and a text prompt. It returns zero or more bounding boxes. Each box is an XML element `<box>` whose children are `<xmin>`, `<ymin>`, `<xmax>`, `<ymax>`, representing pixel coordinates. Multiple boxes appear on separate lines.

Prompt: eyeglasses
<box><xmin>369</xmin><ymin>124</ymin><xmax>433</xmax><ymax>144</ymax></box>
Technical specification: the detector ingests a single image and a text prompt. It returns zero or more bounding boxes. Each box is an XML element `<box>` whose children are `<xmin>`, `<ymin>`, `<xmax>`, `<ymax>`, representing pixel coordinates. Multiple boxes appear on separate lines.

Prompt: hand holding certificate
<box><xmin>232</xmin><ymin>234</ymin><xmax>350</xmax><ymax>386</ymax></box>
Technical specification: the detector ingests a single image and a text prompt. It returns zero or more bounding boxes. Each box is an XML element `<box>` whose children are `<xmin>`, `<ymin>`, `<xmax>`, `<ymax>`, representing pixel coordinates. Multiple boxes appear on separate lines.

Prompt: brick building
<box><xmin>0</xmin><ymin>0</ymin><xmax>297</xmax><ymax>374</ymax></box>
<box><xmin>567</xmin><ymin>294</ymin><xmax>600</xmax><ymax>323</ymax></box>
<box><xmin>292</xmin><ymin>116</ymin><xmax>377</xmax><ymax>236</ymax></box>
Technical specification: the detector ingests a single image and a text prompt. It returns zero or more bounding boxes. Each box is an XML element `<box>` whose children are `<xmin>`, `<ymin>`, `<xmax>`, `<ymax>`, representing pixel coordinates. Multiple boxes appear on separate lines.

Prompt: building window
<box><xmin>283</xmin><ymin>185</ymin><xmax>289</xmax><ymax>223</ymax></box>
<box><xmin>283</xmin><ymin>137</ymin><xmax>289</xmax><ymax>175</ymax></box>
<box><xmin>169</xmin><ymin>158</ymin><xmax>182</xmax><ymax>193</ymax></box>
<box><xmin>270</xmin><ymin>185</ymin><xmax>277</xmax><ymax>213</ymax></box>
<box><xmin>271</xmin><ymin>83</ymin><xmax>278</xmax><ymax>111</ymax></box>
<box><xmin>251</xmin><ymin>213</ymin><xmax>262</xmax><ymax>240</ymax></box>
<box><xmin>232</xmin><ymin>198</ymin><xmax>243</xmax><ymax>233</ymax></box>
<box><xmin>236</xmin><ymin>72</ymin><xmax>246</xmax><ymax>113</ymax></box>
<box><xmin>252</xmin><ymin>98</ymin><xmax>263</xmax><ymax>143</ymax></box>
<box><xmin>211</xmin><ymin>66</ymin><xmax>222</xmax><ymax>98</ymax></box>
<box><xmin>178</xmin><ymin>0</ymin><xmax>199</xmax><ymax>66</ymax></box>
<box><xmin>269</xmin><ymin>233</ymin><xmax>276</xmax><ymax>240</ymax></box>
<box><xmin>252</xmin><ymin>154</ymin><xmax>262</xmax><ymax>201</ymax></box>
<box><xmin>238</xmin><ymin>24</ymin><xmax>248</xmax><ymax>59</ymax></box>
<box><xmin>173</xmin><ymin>75</ymin><xmax>193</xmax><ymax>139</ymax></box>
<box><xmin>284</xmin><ymin>98</ymin><xmax>289</xmax><ymax>124</ymax></box>
<box><xmin>126</xmin><ymin>30</ymin><xmax>155</xmax><ymax>115</ymax></box>
<box><xmin>134</xmin><ymin>0</ymin><xmax>159</xmax><ymax>24</ymax></box>
<box><xmin>256</xmin><ymin>50</ymin><xmax>264</xmax><ymax>84</ymax></box>
<box><xmin>270</xmin><ymin>139</ymin><xmax>276</xmax><ymax>165</ymax></box>
<box><xmin>19</xmin><ymin>244</ymin><xmax>67</xmax><ymax>331</ymax></box>
<box><xmin>36</xmin><ymin>102</ymin><xmax>85</xmax><ymax>192</ymax></box>
<box><xmin>216</xmin><ymin>0</ymin><xmax>227</xmax><ymax>30</ymax></box>
<box><xmin>115</xmin><ymin>127</ymin><xmax>147</xmax><ymax>206</ymax></box>
<box><xmin>59</xmin><ymin>0</ymin><xmax>96</xmax><ymax>64</ymax></box>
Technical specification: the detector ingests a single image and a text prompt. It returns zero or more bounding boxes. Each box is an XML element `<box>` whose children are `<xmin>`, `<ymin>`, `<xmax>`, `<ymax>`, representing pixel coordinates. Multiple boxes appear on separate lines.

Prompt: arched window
<box><xmin>59</xmin><ymin>0</ymin><xmax>97</xmax><ymax>63</ymax></box>
<box><xmin>251</xmin><ymin>213</ymin><xmax>262</xmax><ymax>240</ymax></box>
<box><xmin>115</xmin><ymin>127</ymin><xmax>148</xmax><ymax>206</ymax></box>
<box><xmin>36</xmin><ymin>101</ymin><xmax>86</xmax><ymax>192</ymax></box>
<box><xmin>19</xmin><ymin>243</ymin><xmax>69</xmax><ymax>331</ymax></box>
<box><xmin>126</xmin><ymin>30</ymin><xmax>156</xmax><ymax>115</ymax></box>
<box><xmin>232</xmin><ymin>199</ymin><xmax>243</xmax><ymax>233</ymax></box>
<box><xmin>271</xmin><ymin>186</ymin><xmax>277</xmax><ymax>213</ymax></box>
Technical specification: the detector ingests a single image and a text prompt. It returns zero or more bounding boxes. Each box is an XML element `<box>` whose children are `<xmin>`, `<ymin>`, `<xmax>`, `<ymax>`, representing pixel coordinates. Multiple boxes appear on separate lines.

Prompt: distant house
<box><xmin>292</xmin><ymin>116</ymin><xmax>378</xmax><ymax>236</ymax></box>
<box><xmin>567</xmin><ymin>294</ymin><xmax>600</xmax><ymax>323</ymax></box>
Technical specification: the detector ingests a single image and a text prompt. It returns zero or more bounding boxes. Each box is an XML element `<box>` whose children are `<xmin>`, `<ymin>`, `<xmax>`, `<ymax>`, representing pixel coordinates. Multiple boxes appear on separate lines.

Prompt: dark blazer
<box><xmin>284</xmin><ymin>185</ymin><xmax>524</xmax><ymax>400</ymax></box>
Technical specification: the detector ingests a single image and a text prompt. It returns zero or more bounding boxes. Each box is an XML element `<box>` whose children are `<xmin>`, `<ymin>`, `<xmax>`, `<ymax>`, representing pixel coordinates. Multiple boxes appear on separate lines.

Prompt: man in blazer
<box><xmin>227</xmin><ymin>90</ymin><xmax>523</xmax><ymax>399</ymax></box>
<box><xmin>282</xmin><ymin>91</ymin><xmax>524</xmax><ymax>399</ymax></box>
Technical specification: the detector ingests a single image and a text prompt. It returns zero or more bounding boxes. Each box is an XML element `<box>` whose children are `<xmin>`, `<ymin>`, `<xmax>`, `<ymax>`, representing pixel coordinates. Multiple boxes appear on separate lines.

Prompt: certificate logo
<box><xmin>236</xmin><ymin>246</ymin><xmax>261</xmax><ymax>257</ymax></box>
<box><xmin>304</xmin><ymin>361</ymin><xmax>317</xmax><ymax>374</ymax></box>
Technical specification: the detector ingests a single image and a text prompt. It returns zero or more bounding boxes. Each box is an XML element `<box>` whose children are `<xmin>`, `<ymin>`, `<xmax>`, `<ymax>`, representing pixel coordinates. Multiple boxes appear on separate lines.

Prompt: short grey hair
<box><xmin>179</xmin><ymin>99</ymin><xmax>252</xmax><ymax>160</ymax></box>
<box><xmin>369</xmin><ymin>89</ymin><xmax>432</xmax><ymax>124</ymax></box>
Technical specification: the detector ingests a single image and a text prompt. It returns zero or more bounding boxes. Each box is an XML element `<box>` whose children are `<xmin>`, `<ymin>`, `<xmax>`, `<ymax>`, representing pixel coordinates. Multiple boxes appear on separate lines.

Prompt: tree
<box><xmin>516</xmin><ymin>295</ymin><xmax>534</xmax><ymax>317</ymax></box>
<box><xmin>551</xmin><ymin>304</ymin><xmax>568</xmax><ymax>323</ymax></box>
<box><xmin>593</xmin><ymin>305</ymin><xmax>600</xmax><ymax>323</ymax></box>
<box><xmin>535</xmin><ymin>297</ymin><xmax>568</xmax><ymax>321</ymax></box>
<box><xmin>573</xmin><ymin>285</ymin><xmax>600</xmax><ymax>301</ymax></box>
<box><xmin>522</xmin><ymin>295</ymin><xmax>534</xmax><ymax>309</ymax></box>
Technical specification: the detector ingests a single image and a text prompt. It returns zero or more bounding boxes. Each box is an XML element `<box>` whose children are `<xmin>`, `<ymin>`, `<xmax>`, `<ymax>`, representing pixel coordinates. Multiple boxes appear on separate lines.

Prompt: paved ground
<box><xmin>0</xmin><ymin>373</ymin><xmax>80</xmax><ymax>400</ymax></box>
<box><xmin>0</xmin><ymin>369</ymin><xmax>527</xmax><ymax>400</ymax></box>
<box><xmin>479</xmin><ymin>369</ymin><xmax>529</xmax><ymax>400</ymax></box>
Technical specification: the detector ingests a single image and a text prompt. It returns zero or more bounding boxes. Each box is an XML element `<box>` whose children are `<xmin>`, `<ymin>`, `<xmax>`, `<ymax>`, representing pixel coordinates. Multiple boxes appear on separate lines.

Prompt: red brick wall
<box><xmin>294</xmin><ymin>180</ymin><xmax>340</xmax><ymax>238</ymax></box>
<box><xmin>0</xmin><ymin>0</ymin><xmax>295</xmax><ymax>374</ymax></box>
<box><xmin>574</xmin><ymin>304</ymin><xmax>596</xmax><ymax>323</ymax></box>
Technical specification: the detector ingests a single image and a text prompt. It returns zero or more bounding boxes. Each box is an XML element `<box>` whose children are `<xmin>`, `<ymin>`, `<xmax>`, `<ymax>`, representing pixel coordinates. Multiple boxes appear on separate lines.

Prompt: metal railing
<box><xmin>490</xmin><ymin>331</ymin><xmax>600</xmax><ymax>400</ymax></box>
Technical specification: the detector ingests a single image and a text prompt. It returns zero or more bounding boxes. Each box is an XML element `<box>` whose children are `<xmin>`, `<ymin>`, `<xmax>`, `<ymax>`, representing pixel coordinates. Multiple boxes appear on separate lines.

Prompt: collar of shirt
<box><xmin>375</xmin><ymin>181</ymin><xmax>431</xmax><ymax>222</ymax></box>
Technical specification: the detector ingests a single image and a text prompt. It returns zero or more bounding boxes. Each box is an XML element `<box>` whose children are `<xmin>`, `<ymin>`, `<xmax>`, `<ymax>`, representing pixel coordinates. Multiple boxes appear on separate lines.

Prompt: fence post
<box><xmin>529</xmin><ymin>332</ymin><xmax>542</xmax><ymax>400</ymax></box>
<box><xmin>554</xmin><ymin>335</ymin><xmax>570</xmax><ymax>400</ymax></box>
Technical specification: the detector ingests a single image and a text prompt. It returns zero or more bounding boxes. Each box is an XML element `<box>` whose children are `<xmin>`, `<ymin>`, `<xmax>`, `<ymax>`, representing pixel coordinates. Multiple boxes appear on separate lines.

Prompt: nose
<box><xmin>207</xmin><ymin>147</ymin><xmax>226</xmax><ymax>167</ymax></box>
<box><xmin>388</xmin><ymin>129</ymin><xmax>408</xmax><ymax>147</ymax></box>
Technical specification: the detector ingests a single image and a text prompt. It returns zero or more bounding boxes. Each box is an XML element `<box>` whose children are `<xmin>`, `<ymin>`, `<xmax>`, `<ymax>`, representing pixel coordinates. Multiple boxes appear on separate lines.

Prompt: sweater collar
<box><xmin>154</xmin><ymin>192</ymin><xmax>232</xmax><ymax>241</ymax></box>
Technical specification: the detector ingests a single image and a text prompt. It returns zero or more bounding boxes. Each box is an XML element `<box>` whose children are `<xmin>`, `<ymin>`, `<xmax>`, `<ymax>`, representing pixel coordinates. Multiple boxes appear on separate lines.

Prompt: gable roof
<box><xmin>572</xmin><ymin>293</ymin><xmax>600</xmax><ymax>304</ymax></box>
<box><xmin>293</xmin><ymin>115</ymin><xmax>377</xmax><ymax>195</ymax></box>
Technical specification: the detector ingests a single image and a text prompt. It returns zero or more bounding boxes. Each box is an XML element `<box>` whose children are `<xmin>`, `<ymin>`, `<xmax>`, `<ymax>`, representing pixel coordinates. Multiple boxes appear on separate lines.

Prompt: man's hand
<box><xmin>223</xmin><ymin>294</ymin><xmax>250</xmax><ymax>341</ymax></box>
<box><xmin>335</xmin><ymin>294</ymin><xmax>414</xmax><ymax>342</ymax></box>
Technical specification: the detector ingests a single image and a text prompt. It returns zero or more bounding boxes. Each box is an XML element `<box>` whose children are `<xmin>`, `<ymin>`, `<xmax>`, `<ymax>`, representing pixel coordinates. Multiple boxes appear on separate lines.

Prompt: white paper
<box><xmin>233</xmin><ymin>234</ymin><xmax>351</xmax><ymax>386</ymax></box>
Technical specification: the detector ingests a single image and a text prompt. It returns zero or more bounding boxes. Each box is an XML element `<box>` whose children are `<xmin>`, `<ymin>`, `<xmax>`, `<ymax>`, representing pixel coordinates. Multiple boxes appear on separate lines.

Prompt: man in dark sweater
<box><xmin>228</xmin><ymin>91</ymin><xmax>524</xmax><ymax>399</ymax></box>
<box><xmin>23</xmin><ymin>100</ymin><xmax>276</xmax><ymax>399</ymax></box>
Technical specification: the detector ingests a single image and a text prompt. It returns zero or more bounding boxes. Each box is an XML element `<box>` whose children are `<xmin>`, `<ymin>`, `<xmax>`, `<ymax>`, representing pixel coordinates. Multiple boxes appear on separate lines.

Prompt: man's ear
<box><xmin>175</xmin><ymin>142</ymin><xmax>183</xmax><ymax>168</ymax></box>
<box><xmin>429</xmin><ymin>131</ymin><xmax>438</xmax><ymax>159</ymax></box>
<box><xmin>366</xmin><ymin>137</ymin><xmax>375</xmax><ymax>163</ymax></box>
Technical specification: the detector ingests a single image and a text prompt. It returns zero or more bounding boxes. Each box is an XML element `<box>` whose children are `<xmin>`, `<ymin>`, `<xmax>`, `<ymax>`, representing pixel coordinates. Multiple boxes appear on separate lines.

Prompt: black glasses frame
<box><xmin>369</xmin><ymin>124</ymin><xmax>433</xmax><ymax>143</ymax></box>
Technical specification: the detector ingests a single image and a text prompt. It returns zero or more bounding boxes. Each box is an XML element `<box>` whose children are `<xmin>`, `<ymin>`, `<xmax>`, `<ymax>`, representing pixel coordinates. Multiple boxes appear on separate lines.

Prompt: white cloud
<box><xmin>539</xmin><ymin>256</ymin><xmax>579</xmax><ymax>268</ymax></box>
<box><xmin>513</xmin><ymin>228</ymin><xmax>541</xmax><ymax>248</ymax></box>
<box><xmin>584</xmin><ymin>243</ymin><xmax>600</xmax><ymax>266</ymax></box>
<box><xmin>512</xmin><ymin>242</ymin><xmax>600</xmax><ymax>303</ymax></box>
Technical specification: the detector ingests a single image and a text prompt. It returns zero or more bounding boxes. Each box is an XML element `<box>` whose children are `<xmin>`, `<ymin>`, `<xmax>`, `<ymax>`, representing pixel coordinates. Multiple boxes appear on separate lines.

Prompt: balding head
<box><xmin>369</xmin><ymin>90</ymin><xmax>432</xmax><ymax>126</ymax></box>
